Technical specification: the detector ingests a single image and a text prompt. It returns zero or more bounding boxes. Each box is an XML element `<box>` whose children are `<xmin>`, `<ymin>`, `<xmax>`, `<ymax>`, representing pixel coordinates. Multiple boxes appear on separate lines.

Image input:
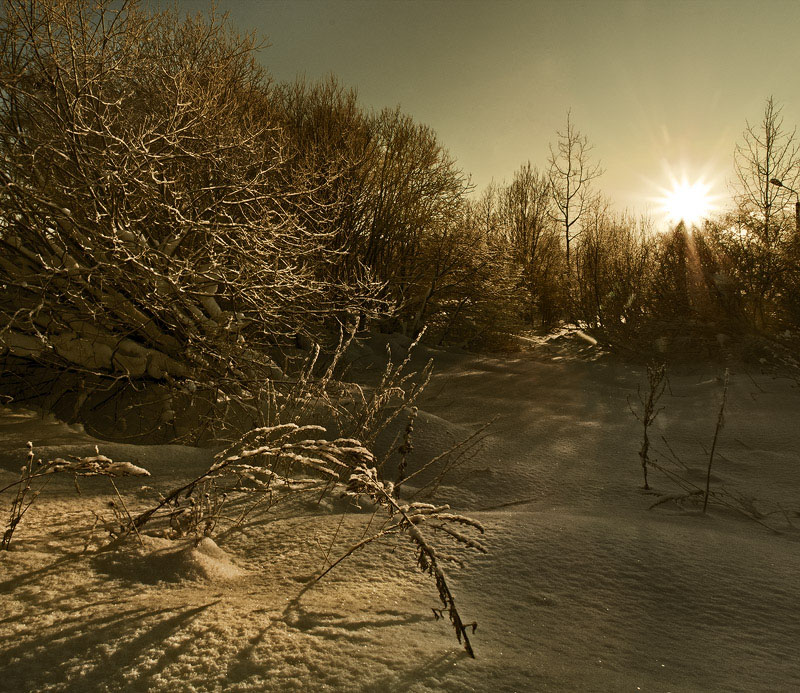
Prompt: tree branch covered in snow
<box><xmin>331</xmin><ymin>464</ymin><xmax>485</xmax><ymax>658</ymax></box>
<box><xmin>0</xmin><ymin>0</ymin><xmax>386</xmax><ymax>435</ymax></box>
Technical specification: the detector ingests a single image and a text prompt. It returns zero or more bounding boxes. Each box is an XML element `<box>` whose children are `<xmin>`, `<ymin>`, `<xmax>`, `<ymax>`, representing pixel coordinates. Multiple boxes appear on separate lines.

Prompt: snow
<box><xmin>2</xmin><ymin>336</ymin><xmax>800</xmax><ymax>692</ymax></box>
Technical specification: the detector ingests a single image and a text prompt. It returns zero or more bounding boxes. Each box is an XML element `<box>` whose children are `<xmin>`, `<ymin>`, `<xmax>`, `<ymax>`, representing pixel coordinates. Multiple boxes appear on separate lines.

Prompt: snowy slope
<box><xmin>2</xmin><ymin>341</ymin><xmax>800</xmax><ymax>692</ymax></box>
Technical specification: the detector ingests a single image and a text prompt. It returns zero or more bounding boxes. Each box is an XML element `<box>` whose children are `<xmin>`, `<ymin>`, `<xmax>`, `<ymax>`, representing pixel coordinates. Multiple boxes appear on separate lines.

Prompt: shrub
<box><xmin>0</xmin><ymin>0</ymin><xmax>384</xmax><ymax>436</ymax></box>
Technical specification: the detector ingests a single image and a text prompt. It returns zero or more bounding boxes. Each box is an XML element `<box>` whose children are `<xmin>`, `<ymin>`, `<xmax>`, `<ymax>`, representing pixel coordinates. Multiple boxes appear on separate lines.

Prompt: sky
<box><xmin>172</xmin><ymin>0</ymin><xmax>800</xmax><ymax>223</ymax></box>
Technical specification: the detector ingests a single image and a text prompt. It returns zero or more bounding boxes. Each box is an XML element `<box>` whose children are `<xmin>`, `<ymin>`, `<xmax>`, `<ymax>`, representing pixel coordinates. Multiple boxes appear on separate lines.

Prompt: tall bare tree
<box><xmin>272</xmin><ymin>75</ymin><xmax>378</xmax><ymax>280</ymax></box>
<box><xmin>473</xmin><ymin>182</ymin><xmax>502</xmax><ymax>242</ymax></box>
<box><xmin>733</xmin><ymin>96</ymin><xmax>800</xmax><ymax>242</ymax></box>
<box><xmin>501</xmin><ymin>162</ymin><xmax>553</xmax><ymax>272</ymax></box>
<box><xmin>729</xmin><ymin>96</ymin><xmax>800</xmax><ymax>326</ymax></box>
<box><xmin>499</xmin><ymin>162</ymin><xmax>564</xmax><ymax>324</ymax></box>
<box><xmin>547</xmin><ymin>111</ymin><xmax>603</xmax><ymax>270</ymax></box>
<box><xmin>358</xmin><ymin>107</ymin><xmax>471</xmax><ymax>332</ymax></box>
<box><xmin>572</xmin><ymin>201</ymin><xmax>656</xmax><ymax>334</ymax></box>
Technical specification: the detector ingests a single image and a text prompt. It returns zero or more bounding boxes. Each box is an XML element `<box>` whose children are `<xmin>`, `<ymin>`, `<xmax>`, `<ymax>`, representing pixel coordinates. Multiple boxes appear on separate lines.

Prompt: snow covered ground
<box><xmin>2</xmin><ymin>336</ymin><xmax>800</xmax><ymax>692</ymax></box>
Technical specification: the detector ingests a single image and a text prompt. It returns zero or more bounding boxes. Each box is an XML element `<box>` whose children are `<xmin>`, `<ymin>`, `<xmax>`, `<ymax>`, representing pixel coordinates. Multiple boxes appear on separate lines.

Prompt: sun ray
<box><xmin>658</xmin><ymin>177</ymin><xmax>714</xmax><ymax>227</ymax></box>
<box><xmin>645</xmin><ymin>162</ymin><xmax>726</xmax><ymax>230</ymax></box>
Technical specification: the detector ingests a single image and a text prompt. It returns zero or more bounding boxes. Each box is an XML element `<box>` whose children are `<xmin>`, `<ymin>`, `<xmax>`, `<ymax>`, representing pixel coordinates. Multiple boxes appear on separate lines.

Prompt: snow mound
<box><xmin>0</xmin><ymin>405</ymin><xmax>216</xmax><ymax>487</ymax></box>
<box><xmin>0</xmin><ymin>405</ymin><xmax>89</xmax><ymax>452</ymax></box>
<box><xmin>98</xmin><ymin>535</ymin><xmax>246</xmax><ymax>584</ymax></box>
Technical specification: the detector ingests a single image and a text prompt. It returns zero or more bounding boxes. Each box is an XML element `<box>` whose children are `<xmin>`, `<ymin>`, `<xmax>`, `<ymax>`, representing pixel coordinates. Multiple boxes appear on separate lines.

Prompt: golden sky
<box><xmin>173</xmin><ymin>0</ymin><xmax>800</xmax><ymax>221</ymax></box>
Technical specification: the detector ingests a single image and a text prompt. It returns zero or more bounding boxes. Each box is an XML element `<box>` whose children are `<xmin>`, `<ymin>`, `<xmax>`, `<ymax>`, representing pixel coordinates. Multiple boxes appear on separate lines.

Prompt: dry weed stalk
<box><xmin>1</xmin><ymin>442</ymin><xmax>35</xmax><ymax>550</ymax></box>
<box><xmin>109</xmin><ymin>329</ymin><xmax>438</xmax><ymax>540</ymax></box>
<box><xmin>644</xmin><ymin>371</ymin><xmax>784</xmax><ymax>533</ymax></box>
<box><xmin>703</xmin><ymin>369</ymin><xmax>729</xmax><ymax>513</ymax></box>
<box><xmin>396</xmin><ymin>406</ymin><xmax>418</xmax><ymax>486</ymax></box>
<box><xmin>3</xmin><ymin>331</ymin><xmax>489</xmax><ymax>656</ymax></box>
<box><xmin>647</xmin><ymin>457</ymin><xmax>780</xmax><ymax>532</ymax></box>
<box><xmin>1</xmin><ymin>442</ymin><xmax>149</xmax><ymax>550</ymax></box>
<box><xmin>111</xmin><ymin>400</ymin><xmax>487</xmax><ymax>656</ymax></box>
<box><xmin>415</xmin><ymin>418</ymin><xmax>495</xmax><ymax>498</ymax></box>
<box><xmin>630</xmin><ymin>362</ymin><xmax>667</xmax><ymax>490</ymax></box>
<box><xmin>317</xmin><ymin>464</ymin><xmax>485</xmax><ymax>658</ymax></box>
<box><xmin>117</xmin><ymin>424</ymin><xmax>373</xmax><ymax>541</ymax></box>
<box><xmin>343</xmin><ymin>330</ymin><xmax>433</xmax><ymax>448</ymax></box>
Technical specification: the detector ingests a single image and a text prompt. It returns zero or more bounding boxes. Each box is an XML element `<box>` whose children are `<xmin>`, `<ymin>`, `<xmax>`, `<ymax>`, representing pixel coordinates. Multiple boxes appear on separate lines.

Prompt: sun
<box><xmin>657</xmin><ymin>176</ymin><xmax>715</xmax><ymax>228</ymax></box>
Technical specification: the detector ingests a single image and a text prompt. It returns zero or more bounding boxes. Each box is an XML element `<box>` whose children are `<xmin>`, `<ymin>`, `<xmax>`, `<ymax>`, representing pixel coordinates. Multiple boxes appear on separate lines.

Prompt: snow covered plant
<box><xmin>119</xmin><ymin>424</ymin><xmax>375</xmax><ymax>541</ymax></box>
<box><xmin>639</xmin><ymin>372</ymin><xmax>787</xmax><ymax>531</ymax></box>
<box><xmin>287</xmin><ymin>327</ymin><xmax>433</xmax><ymax>454</ymax></box>
<box><xmin>0</xmin><ymin>442</ymin><xmax>149</xmax><ymax>550</ymax></box>
<box><xmin>0</xmin><ymin>0</ymin><xmax>385</xmax><ymax>442</ymax></box>
<box><xmin>316</xmin><ymin>464</ymin><xmax>486</xmax><ymax>658</ymax></box>
<box><xmin>341</xmin><ymin>331</ymin><xmax>433</xmax><ymax>448</ymax></box>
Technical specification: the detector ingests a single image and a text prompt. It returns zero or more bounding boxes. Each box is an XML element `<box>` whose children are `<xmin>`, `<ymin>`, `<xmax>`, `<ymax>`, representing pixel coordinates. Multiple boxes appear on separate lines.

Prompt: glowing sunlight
<box><xmin>657</xmin><ymin>176</ymin><xmax>715</xmax><ymax>227</ymax></box>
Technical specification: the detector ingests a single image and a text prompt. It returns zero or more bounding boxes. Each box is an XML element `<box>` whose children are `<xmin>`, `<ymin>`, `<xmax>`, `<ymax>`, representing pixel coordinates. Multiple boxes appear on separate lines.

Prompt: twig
<box><xmin>339</xmin><ymin>466</ymin><xmax>482</xmax><ymax>657</ymax></box>
<box><xmin>108</xmin><ymin>477</ymin><xmax>144</xmax><ymax>548</ymax></box>
<box><xmin>314</xmin><ymin>524</ymin><xmax>404</xmax><ymax>581</ymax></box>
<box><xmin>632</xmin><ymin>363</ymin><xmax>667</xmax><ymax>490</ymax></box>
<box><xmin>703</xmin><ymin>370</ymin><xmax>729</xmax><ymax>513</ymax></box>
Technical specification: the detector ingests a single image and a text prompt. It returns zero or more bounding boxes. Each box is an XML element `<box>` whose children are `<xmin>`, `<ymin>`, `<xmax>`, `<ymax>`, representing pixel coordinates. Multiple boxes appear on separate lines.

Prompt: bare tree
<box><xmin>501</xmin><ymin>163</ymin><xmax>553</xmax><ymax>274</ymax></box>
<box><xmin>428</xmin><ymin>201</ymin><xmax>526</xmax><ymax>348</ymax></box>
<box><xmin>473</xmin><ymin>182</ymin><xmax>502</xmax><ymax>242</ymax></box>
<box><xmin>733</xmin><ymin>97</ymin><xmax>800</xmax><ymax>243</ymax></box>
<box><xmin>0</xmin><ymin>0</ymin><xmax>383</xmax><ymax>436</ymax></box>
<box><xmin>358</xmin><ymin>107</ymin><xmax>471</xmax><ymax>333</ymax></box>
<box><xmin>272</xmin><ymin>75</ymin><xmax>379</xmax><ymax>284</ymax></box>
<box><xmin>547</xmin><ymin>111</ymin><xmax>603</xmax><ymax>270</ymax></box>
<box><xmin>499</xmin><ymin>162</ymin><xmax>563</xmax><ymax>324</ymax></box>
<box><xmin>572</xmin><ymin>201</ymin><xmax>656</xmax><ymax>335</ymax></box>
<box><xmin>728</xmin><ymin>97</ymin><xmax>800</xmax><ymax>327</ymax></box>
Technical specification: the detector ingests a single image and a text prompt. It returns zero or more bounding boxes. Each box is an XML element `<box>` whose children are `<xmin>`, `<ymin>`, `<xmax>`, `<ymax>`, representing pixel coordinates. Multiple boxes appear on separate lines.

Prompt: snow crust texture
<box><xmin>2</xmin><ymin>341</ymin><xmax>800</xmax><ymax>692</ymax></box>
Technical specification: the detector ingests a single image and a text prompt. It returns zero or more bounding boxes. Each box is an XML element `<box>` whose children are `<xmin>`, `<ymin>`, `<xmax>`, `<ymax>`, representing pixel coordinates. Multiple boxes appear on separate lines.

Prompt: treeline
<box><xmin>2</xmin><ymin>1</ymin><xmax>799</xmax><ymax>435</ymax></box>
<box><xmin>274</xmin><ymin>80</ymin><xmax>800</xmax><ymax>354</ymax></box>
<box><xmin>0</xmin><ymin>0</ymin><xmax>496</xmax><ymax>434</ymax></box>
<box><xmin>459</xmin><ymin>99</ymin><xmax>800</xmax><ymax>355</ymax></box>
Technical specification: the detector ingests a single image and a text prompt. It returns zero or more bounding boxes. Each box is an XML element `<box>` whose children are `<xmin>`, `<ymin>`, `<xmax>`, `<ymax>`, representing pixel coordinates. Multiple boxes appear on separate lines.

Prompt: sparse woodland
<box><xmin>1</xmin><ymin>3</ymin><xmax>799</xmax><ymax>493</ymax></box>
<box><xmin>3</xmin><ymin>0</ymin><xmax>800</xmax><ymax>668</ymax></box>
<box><xmin>3</xmin><ymin>1</ymin><xmax>800</xmax><ymax>433</ymax></box>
